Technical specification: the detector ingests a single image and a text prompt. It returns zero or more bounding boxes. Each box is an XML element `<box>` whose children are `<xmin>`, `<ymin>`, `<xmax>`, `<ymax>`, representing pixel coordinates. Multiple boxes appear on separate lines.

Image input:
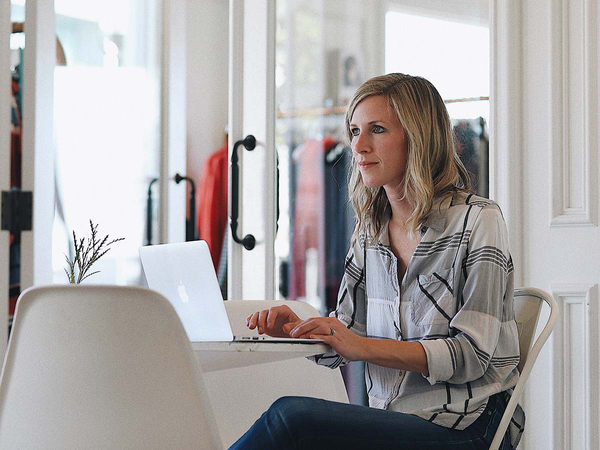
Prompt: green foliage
<box><xmin>64</xmin><ymin>220</ymin><xmax>124</xmax><ymax>284</ymax></box>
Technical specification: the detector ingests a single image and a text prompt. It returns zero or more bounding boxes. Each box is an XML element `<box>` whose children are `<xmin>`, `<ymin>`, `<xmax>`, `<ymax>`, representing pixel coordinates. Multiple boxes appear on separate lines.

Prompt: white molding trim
<box><xmin>0</xmin><ymin>0</ymin><xmax>11</xmax><ymax>356</ymax></box>
<box><xmin>262</xmin><ymin>0</ymin><xmax>278</xmax><ymax>302</ymax></box>
<box><xmin>20</xmin><ymin>0</ymin><xmax>55</xmax><ymax>287</ymax></box>
<box><xmin>489</xmin><ymin>0</ymin><xmax>524</xmax><ymax>286</ymax></box>
<box><xmin>367</xmin><ymin>0</ymin><xmax>386</xmax><ymax>76</ymax></box>
<box><xmin>550</xmin><ymin>0</ymin><xmax>597</xmax><ymax>227</ymax></box>
<box><xmin>228</xmin><ymin>0</ymin><xmax>277</xmax><ymax>300</ymax></box>
<box><xmin>159</xmin><ymin>0</ymin><xmax>187</xmax><ymax>244</ymax></box>
<box><xmin>551</xmin><ymin>283</ymin><xmax>599</xmax><ymax>450</ymax></box>
<box><xmin>228</xmin><ymin>0</ymin><xmax>244</xmax><ymax>301</ymax></box>
<box><xmin>385</xmin><ymin>0</ymin><xmax>489</xmax><ymax>26</ymax></box>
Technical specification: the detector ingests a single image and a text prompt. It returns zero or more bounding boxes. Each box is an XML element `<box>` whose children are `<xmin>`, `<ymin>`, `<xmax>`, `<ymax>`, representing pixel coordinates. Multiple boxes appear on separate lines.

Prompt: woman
<box><xmin>232</xmin><ymin>73</ymin><xmax>522</xmax><ymax>450</ymax></box>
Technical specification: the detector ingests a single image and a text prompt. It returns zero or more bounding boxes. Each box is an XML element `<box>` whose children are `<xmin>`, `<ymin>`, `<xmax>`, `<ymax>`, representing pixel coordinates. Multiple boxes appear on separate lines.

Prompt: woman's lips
<box><xmin>359</xmin><ymin>161</ymin><xmax>378</xmax><ymax>168</ymax></box>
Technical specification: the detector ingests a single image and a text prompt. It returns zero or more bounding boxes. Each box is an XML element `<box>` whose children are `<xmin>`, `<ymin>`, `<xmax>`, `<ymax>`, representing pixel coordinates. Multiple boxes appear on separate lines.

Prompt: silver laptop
<box><xmin>139</xmin><ymin>240</ymin><xmax>322</xmax><ymax>343</ymax></box>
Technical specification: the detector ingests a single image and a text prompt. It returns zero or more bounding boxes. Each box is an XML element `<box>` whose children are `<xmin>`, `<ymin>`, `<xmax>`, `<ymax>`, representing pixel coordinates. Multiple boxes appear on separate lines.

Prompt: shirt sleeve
<box><xmin>420</xmin><ymin>204</ymin><xmax>517</xmax><ymax>385</ymax></box>
<box><xmin>309</xmin><ymin>238</ymin><xmax>368</xmax><ymax>369</ymax></box>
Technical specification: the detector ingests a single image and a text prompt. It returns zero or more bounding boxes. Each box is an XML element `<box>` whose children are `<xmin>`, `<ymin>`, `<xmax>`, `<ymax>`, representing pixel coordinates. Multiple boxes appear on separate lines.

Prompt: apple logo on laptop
<box><xmin>177</xmin><ymin>281</ymin><xmax>189</xmax><ymax>303</ymax></box>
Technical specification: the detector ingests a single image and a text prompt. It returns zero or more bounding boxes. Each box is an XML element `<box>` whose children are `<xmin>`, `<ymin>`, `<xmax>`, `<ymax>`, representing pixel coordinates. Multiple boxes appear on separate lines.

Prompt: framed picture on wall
<box><xmin>338</xmin><ymin>51</ymin><xmax>364</xmax><ymax>106</ymax></box>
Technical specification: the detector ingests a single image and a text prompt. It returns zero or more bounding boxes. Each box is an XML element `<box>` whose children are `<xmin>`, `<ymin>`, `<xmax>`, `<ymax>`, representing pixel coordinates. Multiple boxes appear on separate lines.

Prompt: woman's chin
<box><xmin>362</xmin><ymin>179</ymin><xmax>383</xmax><ymax>189</ymax></box>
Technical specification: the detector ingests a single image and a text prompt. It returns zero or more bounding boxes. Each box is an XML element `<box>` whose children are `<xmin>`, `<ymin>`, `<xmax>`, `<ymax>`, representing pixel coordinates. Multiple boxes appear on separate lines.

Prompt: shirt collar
<box><xmin>423</xmin><ymin>195</ymin><xmax>453</xmax><ymax>233</ymax></box>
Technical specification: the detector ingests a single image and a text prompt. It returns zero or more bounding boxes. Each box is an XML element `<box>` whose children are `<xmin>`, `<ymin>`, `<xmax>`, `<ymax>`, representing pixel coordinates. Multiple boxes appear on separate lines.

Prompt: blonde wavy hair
<box><xmin>345</xmin><ymin>73</ymin><xmax>472</xmax><ymax>244</ymax></box>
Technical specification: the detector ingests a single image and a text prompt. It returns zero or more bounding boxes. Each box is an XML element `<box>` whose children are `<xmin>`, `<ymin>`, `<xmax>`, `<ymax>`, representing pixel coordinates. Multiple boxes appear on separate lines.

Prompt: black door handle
<box><xmin>175</xmin><ymin>173</ymin><xmax>198</xmax><ymax>242</ymax></box>
<box><xmin>230</xmin><ymin>135</ymin><xmax>256</xmax><ymax>250</ymax></box>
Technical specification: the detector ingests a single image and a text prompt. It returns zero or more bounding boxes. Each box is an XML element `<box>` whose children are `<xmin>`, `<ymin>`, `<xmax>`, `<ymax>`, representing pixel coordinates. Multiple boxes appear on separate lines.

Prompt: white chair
<box><xmin>200</xmin><ymin>300</ymin><xmax>349</xmax><ymax>448</ymax></box>
<box><xmin>490</xmin><ymin>287</ymin><xmax>558</xmax><ymax>450</ymax></box>
<box><xmin>0</xmin><ymin>285</ymin><xmax>222</xmax><ymax>450</ymax></box>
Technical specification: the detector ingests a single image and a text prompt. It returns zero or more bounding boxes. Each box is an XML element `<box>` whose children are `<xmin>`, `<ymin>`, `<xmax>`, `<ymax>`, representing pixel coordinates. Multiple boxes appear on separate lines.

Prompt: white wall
<box><xmin>186</xmin><ymin>0</ymin><xmax>229</xmax><ymax>187</ymax></box>
<box><xmin>492</xmin><ymin>0</ymin><xmax>600</xmax><ymax>449</ymax></box>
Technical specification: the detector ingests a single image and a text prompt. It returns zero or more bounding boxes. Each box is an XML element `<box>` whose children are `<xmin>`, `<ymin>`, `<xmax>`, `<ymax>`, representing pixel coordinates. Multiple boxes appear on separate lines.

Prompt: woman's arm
<box><xmin>289</xmin><ymin>316</ymin><xmax>429</xmax><ymax>375</ymax></box>
<box><xmin>419</xmin><ymin>204</ymin><xmax>518</xmax><ymax>385</ymax></box>
<box><xmin>360</xmin><ymin>339</ymin><xmax>428</xmax><ymax>374</ymax></box>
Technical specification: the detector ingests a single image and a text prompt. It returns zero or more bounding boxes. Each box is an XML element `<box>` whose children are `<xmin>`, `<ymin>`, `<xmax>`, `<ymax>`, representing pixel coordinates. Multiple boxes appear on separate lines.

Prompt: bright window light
<box><xmin>385</xmin><ymin>11</ymin><xmax>489</xmax><ymax>119</ymax></box>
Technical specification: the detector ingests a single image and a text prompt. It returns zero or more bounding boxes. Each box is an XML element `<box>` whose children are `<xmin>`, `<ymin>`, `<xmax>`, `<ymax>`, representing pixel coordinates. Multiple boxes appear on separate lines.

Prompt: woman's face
<box><xmin>350</xmin><ymin>95</ymin><xmax>409</xmax><ymax>191</ymax></box>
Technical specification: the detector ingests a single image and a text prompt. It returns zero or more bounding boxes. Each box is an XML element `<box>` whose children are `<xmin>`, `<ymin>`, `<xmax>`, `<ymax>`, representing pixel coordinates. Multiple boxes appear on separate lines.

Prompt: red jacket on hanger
<box><xmin>197</xmin><ymin>143</ymin><xmax>228</xmax><ymax>269</ymax></box>
<box><xmin>289</xmin><ymin>137</ymin><xmax>336</xmax><ymax>300</ymax></box>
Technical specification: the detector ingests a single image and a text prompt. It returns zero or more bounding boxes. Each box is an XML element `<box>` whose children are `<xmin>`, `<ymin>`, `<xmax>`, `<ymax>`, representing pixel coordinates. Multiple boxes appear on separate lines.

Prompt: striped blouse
<box><xmin>312</xmin><ymin>192</ymin><xmax>525</xmax><ymax>449</ymax></box>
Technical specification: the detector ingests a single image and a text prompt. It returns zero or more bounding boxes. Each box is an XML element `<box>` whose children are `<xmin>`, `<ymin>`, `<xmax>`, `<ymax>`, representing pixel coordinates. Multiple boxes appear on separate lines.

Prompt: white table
<box><xmin>191</xmin><ymin>341</ymin><xmax>331</xmax><ymax>372</ymax></box>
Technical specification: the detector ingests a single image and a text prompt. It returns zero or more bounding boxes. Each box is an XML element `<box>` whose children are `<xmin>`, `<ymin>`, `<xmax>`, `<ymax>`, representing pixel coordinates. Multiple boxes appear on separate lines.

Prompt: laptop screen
<box><xmin>139</xmin><ymin>241</ymin><xmax>234</xmax><ymax>342</ymax></box>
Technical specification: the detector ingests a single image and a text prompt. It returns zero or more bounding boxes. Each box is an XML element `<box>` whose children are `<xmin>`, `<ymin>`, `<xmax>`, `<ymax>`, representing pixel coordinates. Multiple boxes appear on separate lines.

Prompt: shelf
<box><xmin>277</xmin><ymin>96</ymin><xmax>489</xmax><ymax>119</ymax></box>
<box><xmin>445</xmin><ymin>96</ymin><xmax>489</xmax><ymax>104</ymax></box>
<box><xmin>277</xmin><ymin>106</ymin><xmax>347</xmax><ymax>118</ymax></box>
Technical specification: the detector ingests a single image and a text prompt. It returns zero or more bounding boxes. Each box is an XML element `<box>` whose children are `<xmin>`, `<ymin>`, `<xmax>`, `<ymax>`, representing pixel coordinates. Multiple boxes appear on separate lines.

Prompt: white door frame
<box><xmin>159</xmin><ymin>0</ymin><xmax>187</xmax><ymax>244</ymax></box>
<box><xmin>0</xmin><ymin>0</ymin><xmax>12</xmax><ymax>356</ymax></box>
<box><xmin>228</xmin><ymin>0</ymin><xmax>277</xmax><ymax>300</ymax></box>
<box><xmin>20</xmin><ymin>0</ymin><xmax>56</xmax><ymax>290</ymax></box>
<box><xmin>489</xmin><ymin>0</ymin><xmax>524</xmax><ymax>287</ymax></box>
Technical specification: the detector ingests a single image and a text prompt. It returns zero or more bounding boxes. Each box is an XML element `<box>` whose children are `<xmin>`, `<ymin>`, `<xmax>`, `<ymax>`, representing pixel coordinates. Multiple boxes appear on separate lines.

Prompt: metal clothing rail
<box><xmin>277</xmin><ymin>96</ymin><xmax>490</xmax><ymax>118</ymax></box>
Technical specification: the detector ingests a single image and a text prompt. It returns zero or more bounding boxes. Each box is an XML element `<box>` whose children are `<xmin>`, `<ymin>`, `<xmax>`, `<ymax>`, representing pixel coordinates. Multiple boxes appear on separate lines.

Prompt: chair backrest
<box><xmin>489</xmin><ymin>287</ymin><xmax>558</xmax><ymax>450</ymax></box>
<box><xmin>0</xmin><ymin>285</ymin><xmax>222</xmax><ymax>450</ymax></box>
<box><xmin>513</xmin><ymin>288</ymin><xmax>545</xmax><ymax>373</ymax></box>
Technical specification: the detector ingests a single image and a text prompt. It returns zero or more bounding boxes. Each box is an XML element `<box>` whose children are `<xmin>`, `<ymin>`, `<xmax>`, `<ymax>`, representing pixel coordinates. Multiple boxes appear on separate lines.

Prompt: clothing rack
<box><xmin>278</xmin><ymin>106</ymin><xmax>346</xmax><ymax>119</ymax></box>
<box><xmin>277</xmin><ymin>96</ymin><xmax>490</xmax><ymax>119</ymax></box>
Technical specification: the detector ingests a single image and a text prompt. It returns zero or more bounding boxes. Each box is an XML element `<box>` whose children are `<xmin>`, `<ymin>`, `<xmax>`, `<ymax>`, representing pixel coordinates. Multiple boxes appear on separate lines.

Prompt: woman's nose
<box><xmin>352</xmin><ymin>134</ymin><xmax>370</xmax><ymax>154</ymax></box>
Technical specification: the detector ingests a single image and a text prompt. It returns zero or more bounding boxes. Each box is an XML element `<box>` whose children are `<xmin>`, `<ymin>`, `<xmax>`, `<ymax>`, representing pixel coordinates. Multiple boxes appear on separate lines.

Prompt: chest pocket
<box><xmin>411</xmin><ymin>268</ymin><xmax>455</xmax><ymax>326</ymax></box>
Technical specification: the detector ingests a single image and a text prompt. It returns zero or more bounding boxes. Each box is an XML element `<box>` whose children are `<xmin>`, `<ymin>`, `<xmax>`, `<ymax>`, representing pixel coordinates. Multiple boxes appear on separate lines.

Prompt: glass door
<box><xmin>273</xmin><ymin>0</ymin><xmax>385</xmax><ymax>317</ymax></box>
<box><xmin>3</xmin><ymin>0</ymin><xmax>185</xmax><ymax>354</ymax></box>
<box><xmin>228</xmin><ymin>0</ymin><xmax>278</xmax><ymax>301</ymax></box>
<box><xmin>231</xmin><ymin>0</ymin><xmax>490</xmax><ymax>404</ymax></box>
<box><xmin>271</xmin><ymin>0</ymin><xmax>385</xmax><ymax>406</ymax></box>
<box><xmin>51</xmin><ymin>0</ymin><xmax>163</xmax><ymax>285</ymax></box>
<box><xmin>231</xmin><ymin>0</ymin><xmax>490</xmax><ymax>309</ymax></box>
<box><xmin>275</xmin><ymin>0</ymin><xmax>490</xmax><ymax>315</ymax></box>
<box><xmin>276</xmin><ymin>0</ymin><xmax>489</xmax><ymax>404</ymax></box>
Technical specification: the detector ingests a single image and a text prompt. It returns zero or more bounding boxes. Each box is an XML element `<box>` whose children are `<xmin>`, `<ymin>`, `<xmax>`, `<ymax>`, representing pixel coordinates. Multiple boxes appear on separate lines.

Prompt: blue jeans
<box><xmin>230</xmin><ymin>393</ymin><xmax>512</xmax><ymax>450</ymax></box>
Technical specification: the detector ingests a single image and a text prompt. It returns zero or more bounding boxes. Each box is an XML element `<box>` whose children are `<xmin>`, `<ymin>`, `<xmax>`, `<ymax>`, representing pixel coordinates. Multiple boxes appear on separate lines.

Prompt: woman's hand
<box><xmin>246</xmin><ymin>305</ymin><xmax>302</xmax><ymax>338</ymax></box>
<box><xmin>290</xmin><ymin>317</ymin><xmax>428</xmax><ymax>373</ymax></box>
<box><xmin>288</xmin><ymin>317</ymin><xmax>367</xmax><ymax>362</ymax></box>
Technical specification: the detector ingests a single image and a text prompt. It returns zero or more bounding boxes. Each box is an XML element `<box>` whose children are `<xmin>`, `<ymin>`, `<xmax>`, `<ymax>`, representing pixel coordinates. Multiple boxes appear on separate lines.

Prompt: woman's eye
<box><xmin>350</xmin><ymin>128</ymin><xmax>360</xmax><ymax>137</ymax></box>
<box><xmin>373</xmin><ymin>125</ymin><xmax>385</xmax><ymax>133</ymax></box>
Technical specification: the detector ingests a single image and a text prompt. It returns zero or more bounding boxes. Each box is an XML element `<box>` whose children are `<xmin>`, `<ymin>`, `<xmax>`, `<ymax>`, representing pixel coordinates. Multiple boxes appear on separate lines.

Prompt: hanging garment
<box><xmin>10</xmin><ymin>79</ymin><xmax>21</xmax><ymax>191</ymax></box>
<box><xmin>197</xmin><ymin>143</ymin><xmax>228</xmax><ymax>270</ymax></box>
<box><xmin>323</xmin><ymin>143</ymin><xmax>354</xmax><ymax>313</ymax></box>
<box><xmin>289</xmin><ymin>137</ymin><xmax>336</xmax><ymax>301</ymax></box>
<box><xmin>9</xmin><ymin>69</ymin><xmax>23</xmax><ymax>318</ymax></box>
<box><xmin>452</xmin><ymin>118</ymin><xmax>489</xmax><ymax>198</ymax></box>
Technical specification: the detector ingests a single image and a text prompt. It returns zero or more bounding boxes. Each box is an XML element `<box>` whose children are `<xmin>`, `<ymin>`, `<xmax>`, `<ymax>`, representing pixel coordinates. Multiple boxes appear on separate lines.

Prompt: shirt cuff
<box><xmin>420</xmin><ymin>339</ymin><xmax>455</xmax><ymax>385</ymax></box>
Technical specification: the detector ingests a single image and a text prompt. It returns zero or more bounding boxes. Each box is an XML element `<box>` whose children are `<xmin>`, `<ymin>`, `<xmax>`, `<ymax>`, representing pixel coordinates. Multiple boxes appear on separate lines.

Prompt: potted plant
<box><xmin>64</xmin><ymin>220</ymin><xmax>124</xmax><ymax>284</ymax></box>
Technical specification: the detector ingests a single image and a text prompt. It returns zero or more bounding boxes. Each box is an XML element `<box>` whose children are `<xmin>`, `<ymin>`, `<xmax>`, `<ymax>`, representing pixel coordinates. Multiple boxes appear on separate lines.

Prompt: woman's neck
<box><xmin>385</xmin><ymin>187</ymin><xmax>414</xmax><ymax>230</ymax></box>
